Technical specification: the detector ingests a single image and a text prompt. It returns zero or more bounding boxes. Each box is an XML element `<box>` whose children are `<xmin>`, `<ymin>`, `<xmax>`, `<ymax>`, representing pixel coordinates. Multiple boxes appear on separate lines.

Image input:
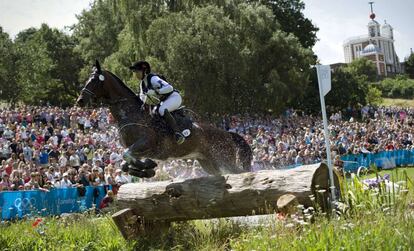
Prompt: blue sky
<box><xmin>1</xmin><ymin>0</ymin><xmax>412</xmax><ymax>64</ymax></box>
<box><xmin>302</xmin><ymin>0</ymin><xmax>413</xmax><ymax>64</ymax></box>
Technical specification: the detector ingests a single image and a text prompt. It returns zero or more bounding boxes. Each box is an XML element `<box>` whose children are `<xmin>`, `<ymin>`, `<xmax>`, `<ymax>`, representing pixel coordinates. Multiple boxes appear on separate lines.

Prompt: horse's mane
<box><xmin>106</xmin><ymin>70</ymin><xmax>142</xmax><ymax>103</ymax></box>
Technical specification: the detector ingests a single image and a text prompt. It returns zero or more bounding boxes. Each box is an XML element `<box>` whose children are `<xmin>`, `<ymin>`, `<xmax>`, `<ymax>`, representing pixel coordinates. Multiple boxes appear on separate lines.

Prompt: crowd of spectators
<box><xmin>0</xmin><ymin>105</ymin><xmax>413</xmax><ymax>192</ymax></box>
<box><xmin>0</xmin><ymin>106</ymin><xmax>131</xmax><ymax>192</ymax></box>
<box><xmin>216</xmin><ymin>106</ymin><xmax>413</xmax><ymax>170</ymax></box>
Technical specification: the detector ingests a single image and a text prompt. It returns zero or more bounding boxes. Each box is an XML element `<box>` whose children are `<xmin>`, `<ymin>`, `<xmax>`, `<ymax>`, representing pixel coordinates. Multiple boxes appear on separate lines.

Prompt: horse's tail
<box><xmin>229</xmin><ymin>132</ymin><xmax>252</xmax><ymax>172</ymax></box>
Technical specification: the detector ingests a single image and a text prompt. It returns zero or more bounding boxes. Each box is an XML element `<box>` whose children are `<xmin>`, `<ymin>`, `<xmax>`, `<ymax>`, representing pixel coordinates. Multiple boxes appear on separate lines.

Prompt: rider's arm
<box><xmin>150</xmin><ymin>76</ymin><xmax>173</xmax><ymax>94</ymax></box>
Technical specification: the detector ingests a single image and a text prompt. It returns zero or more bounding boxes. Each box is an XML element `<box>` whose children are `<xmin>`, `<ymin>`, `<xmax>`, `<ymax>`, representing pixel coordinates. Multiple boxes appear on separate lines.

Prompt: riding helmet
<box><xmin>129</xmin><ymin>61</ymin><xmax>151</xmax><ymax>74</ymax></box>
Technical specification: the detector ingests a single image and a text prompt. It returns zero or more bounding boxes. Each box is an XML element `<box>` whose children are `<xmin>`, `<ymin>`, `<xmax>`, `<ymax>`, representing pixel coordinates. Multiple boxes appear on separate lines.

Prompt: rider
<box><xmin>129</xmin><ymin>60</ymin><xmax>185</xmax><ymax>144</ymax></box>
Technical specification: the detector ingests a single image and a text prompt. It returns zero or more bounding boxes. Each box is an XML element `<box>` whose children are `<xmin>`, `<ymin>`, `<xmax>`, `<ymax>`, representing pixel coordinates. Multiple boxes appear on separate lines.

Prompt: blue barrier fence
<box><xmin>0</xmin><ymin>186</ymin><xmax>109</xmax><ymax>220</ymax></box>
<box><xmin>340</xmin><ymin>149</ymin><xmax>414</xmax><ymax>173</ymax></box>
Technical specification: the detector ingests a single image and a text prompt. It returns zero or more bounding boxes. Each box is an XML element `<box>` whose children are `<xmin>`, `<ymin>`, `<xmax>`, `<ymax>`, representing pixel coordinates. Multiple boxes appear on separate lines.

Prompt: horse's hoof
<box><xmin>129</xmin><ymin>168</ymin><xmax>146</xmax><ymax>178</ymax></box>
<box><xmin>129</xmin><ymin>159</ymin><xmax>146</xmax><ymax>170</ymax></box>
<box><xmin>129</xmin><ymin>168</ymin><xmax>156</xmax><ymax>178</ymax></box>
<box><xmin>143</xmin><ymin>169</ymin><xmax>156</xmax><ymax>178</ymax></box>
<box><xmin>144</xmin><ymin>159</ymin><xmax>157</xmax><ymax>170</ymax></box>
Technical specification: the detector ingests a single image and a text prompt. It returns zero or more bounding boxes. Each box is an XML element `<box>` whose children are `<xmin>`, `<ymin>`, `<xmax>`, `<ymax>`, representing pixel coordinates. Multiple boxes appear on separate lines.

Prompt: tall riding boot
<box><xmin>164</xmin><ymin>110</ymin><xmax>185</xmax><ymax>144</ymax></box>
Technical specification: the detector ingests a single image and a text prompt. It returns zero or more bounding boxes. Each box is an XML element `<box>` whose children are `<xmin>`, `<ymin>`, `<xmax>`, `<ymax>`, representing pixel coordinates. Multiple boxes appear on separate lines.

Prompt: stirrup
<box><xmin>175</xmin><ymin>132</ymin><xmax>185</xmax><ymax>145</ymax></box>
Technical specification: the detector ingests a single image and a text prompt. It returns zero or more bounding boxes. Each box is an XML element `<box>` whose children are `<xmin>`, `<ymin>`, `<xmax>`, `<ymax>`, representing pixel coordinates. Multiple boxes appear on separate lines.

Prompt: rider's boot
<box><xmin>164</xmin><ymin>109</ymin><xmax>185</xmax><ymax>144</ymax></box>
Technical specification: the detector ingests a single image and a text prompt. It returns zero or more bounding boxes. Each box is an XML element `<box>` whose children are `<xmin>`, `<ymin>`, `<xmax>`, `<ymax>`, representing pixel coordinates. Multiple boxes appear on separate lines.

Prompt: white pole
<box><xmin>316</xmin><ymin>65</ymin><xmax>336</xmax><ymax>203</ymax></box>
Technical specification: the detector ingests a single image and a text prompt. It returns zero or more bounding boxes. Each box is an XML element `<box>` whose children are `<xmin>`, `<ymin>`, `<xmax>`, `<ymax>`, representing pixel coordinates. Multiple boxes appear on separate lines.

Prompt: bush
<box><xmin>366</xmin><ymin>86</ymin><xmax>383</xmax><ymax>105</ymax></box>
<box><xmin>379</xmin><ymin>75</ymin><xmax>414</xmax><ymax>99</ymax></box>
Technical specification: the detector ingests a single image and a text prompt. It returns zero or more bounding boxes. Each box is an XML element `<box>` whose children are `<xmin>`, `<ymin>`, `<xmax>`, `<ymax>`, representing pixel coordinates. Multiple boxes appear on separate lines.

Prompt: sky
<box><xmin>302</xmin><ymin>0</ymin><xmax>413</xmax><ymax>64</ymax></box>
<box><xmin>0</xmin><ymin>0</ymin><xmax>412</xmax><ymax>64</ymax></box>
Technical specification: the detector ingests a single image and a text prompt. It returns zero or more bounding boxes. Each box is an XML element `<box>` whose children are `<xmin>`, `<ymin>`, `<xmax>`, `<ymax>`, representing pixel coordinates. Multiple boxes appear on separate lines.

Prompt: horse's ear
<box><xmin>95</xmin><ymin>60</ymin><xmax>102</xmax><ymax>73</ymax></box>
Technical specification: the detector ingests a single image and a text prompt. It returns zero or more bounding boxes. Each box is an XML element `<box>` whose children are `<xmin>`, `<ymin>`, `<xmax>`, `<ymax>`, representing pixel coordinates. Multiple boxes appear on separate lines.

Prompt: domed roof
<box><xmin>382</xmin><ymin>23</ymin><xmax>392</xmax><ymax>28</ymax></box>
<box><xmin>362</xmin><ymin>44</ymin><xmax>379</xmax><ymax>54</ymax></box>
<box><xmin>381</xmin><ymin>20</ymin><xmax>392</xmax><ymax>29</ymax></box>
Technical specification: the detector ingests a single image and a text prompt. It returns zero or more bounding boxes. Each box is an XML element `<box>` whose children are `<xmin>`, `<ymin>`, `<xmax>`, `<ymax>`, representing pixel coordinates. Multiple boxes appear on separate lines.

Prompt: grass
<box><xmin>364</xmin><ymin>166</ymin><xmax>414</xmax><ymax>180</ymax></box>
<box><xmin>0</xmin><ymin>214</ymin><xmax>133</xmax><ymax>251</ymax></box>
<box><xmin>381</xmin><ymin>98</ymin><xmax>414</xmax><ymax>107</ymax></box>
<box><xmin>1</xmin><ymin>167</ymin><xmax>414</xmax><ymax>251</ymax></box>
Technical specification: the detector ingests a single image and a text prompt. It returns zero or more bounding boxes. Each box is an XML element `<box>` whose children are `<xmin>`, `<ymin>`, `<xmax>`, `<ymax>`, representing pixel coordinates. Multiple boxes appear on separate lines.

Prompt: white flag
<box><xmin>316</xmin><ymin>65</ymin><xmax>331</xmax><ymax>96</ymax></box>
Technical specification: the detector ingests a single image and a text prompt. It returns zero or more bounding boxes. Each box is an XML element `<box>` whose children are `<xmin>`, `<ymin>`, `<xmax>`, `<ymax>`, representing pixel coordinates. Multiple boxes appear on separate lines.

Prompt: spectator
<box><xmin>114</xmin><ymin>169</ymin><xmax>129</xmax><ymax>185</ymax></box>
<box><xmin>0</xmin><ymin>173</ymin><xmax>12</xmax><ymax>191</ymax></box>
<box><xmin>69</xmin><ymin>150</ymin><xmax>81</xmax><ymax>171</ymax></box>
<box><xmin>99</xmin><ymin>190</ymin><xmax>114</xmax><ymax>209</ymax></box>
<box><xmin>58</xmin><ymin>173</ymin><xmax>73</xmax><ymax>188</ymax></box>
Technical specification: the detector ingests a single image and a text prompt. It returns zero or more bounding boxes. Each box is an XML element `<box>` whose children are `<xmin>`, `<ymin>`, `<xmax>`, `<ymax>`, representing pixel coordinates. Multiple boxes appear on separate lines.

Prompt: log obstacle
<box><xmin>112</xmin><ymin>163</ymin><xmax>341</xmax><ymax>239</ymax></box>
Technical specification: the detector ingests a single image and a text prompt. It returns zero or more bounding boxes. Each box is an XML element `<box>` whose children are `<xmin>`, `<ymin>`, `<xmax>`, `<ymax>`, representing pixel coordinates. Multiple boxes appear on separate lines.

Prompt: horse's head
<box><xmin>77</xmin><ymin>60</ymin><xmax>109</xmax><ymax>107</ymax></box>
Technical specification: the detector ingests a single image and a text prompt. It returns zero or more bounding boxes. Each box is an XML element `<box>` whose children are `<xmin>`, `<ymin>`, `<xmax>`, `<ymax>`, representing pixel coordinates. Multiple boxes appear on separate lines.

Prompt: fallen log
<box><xmin>112</xmin><ymin>163</ymin><xmax>341</xmax><ymax>238</ymax></box>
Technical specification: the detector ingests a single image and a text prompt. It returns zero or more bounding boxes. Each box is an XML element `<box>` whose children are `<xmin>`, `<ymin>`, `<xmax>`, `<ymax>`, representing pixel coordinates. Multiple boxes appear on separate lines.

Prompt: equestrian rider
<box><xmin>129</xmin><ymin>61</ymin><xmax>185</xmax><ymax>144</ymax></box>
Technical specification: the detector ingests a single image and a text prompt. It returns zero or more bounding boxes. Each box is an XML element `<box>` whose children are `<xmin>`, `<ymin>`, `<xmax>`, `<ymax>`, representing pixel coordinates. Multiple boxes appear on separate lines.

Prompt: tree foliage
<box><xmin>1</xmin><ymin>0</ymin><xmax>319</xmax><ymax>113</ymax></box>
<box><xmin>72</xmin><ymin>0</ymin><xmax>124</xmax><ymax>80</ymax></box>
<box><xmin>296</xmin><ymin>63</ymin><xmax>372</xmax><ymax>113</ymax></box>
<box><xmin>143</xmin><ymin>4</ymin><xmax>313</xmax><ymax>113</ymax></box>
<box><xmin>13</xmin><ymin>24</ymin><xmax>83</xmax><ymax>106</ymax></box>
<box><xmin>405</xmin><ymin>53</ymin><xmax>414</xmax><ymax>79</ymax></box>
<box><xmin>346</xmin><ymin>58</ymin><xmax>378</xmax><ymax>82</ymax></box>
<box><xmin>366</xmin><ymin>86</ymin><xmax>383</xmax><ymax>106</ymax></box>
<box><xmin>379</xmin><ymin>75</ymin><xmax>414</xmax><ymax>99</ymax></box>
<box><xmin>0</xmin><ymin>27</ymin><xmax>20</xmax><ymax>103</ymax></box>
<box><xmin>256</xmin><ymin>0</ymin><xmax>318</xmax><ymax>49</ymax></box>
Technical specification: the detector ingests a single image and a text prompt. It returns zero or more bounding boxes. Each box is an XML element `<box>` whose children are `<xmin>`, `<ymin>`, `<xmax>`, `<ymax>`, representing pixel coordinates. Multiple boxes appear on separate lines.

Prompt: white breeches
<box><xmin>159</xmin><ymin>92</ymin><xmax>182</xmax><ymax>116</ymax></box>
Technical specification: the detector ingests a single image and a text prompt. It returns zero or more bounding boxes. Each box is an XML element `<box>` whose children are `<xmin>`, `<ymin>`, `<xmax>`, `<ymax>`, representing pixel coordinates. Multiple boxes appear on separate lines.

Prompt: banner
<box><xmin>341</xmin><ymin>149</ymin><xmax>414</xmax><ymax>172</ymax></box>
<box><xmin>0</xmin><ymin>186</ymin><xmax>109</xmax><ymax>220</ymax></box>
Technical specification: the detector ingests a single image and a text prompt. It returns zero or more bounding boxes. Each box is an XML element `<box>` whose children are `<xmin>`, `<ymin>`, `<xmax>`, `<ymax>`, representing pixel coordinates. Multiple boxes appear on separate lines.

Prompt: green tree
<box><xmin>296</xmin><ymin>66</ymin><xmax>369</xmax><ymax>113</ymax></box>
<box><xmin>346</xmin><ymin>57</ymin><xmax>378</xmax><ymax>82</ymax></box>
<box><xmin>69</xmin><ymin>0</ymin><xmax>318</xmax><ymax>113</ymax></box>
<box><xmin>14</xmin><ymin>24</ymin><xmax>83</xmax><ymax>106</ymax></box>
<box><xmin>72</xmin><ymin>0</ymin><xmax>124</xmax><ymax>80</ymax></box>
<box><xmin>325</xmin><ymin>67</ymin><xmax>368</xmax><ymax>109</ymax></box>
<box><xmin>256</xmin><ymin>0</ymin><xmax>318</xmax><ymax>49</ymax></box>
<box><xmin>405</xmin><ymin>53</ymin><xmax>414</xmax><ymax>79</ymax></box>
<box><xmin>379</xmin><ymin>75</ymin><xmax>414</xmax><ymax>99</ymax></box>
<box><xmin>366</xmin><ymin>86</ymin><xmax>383</xmax><ymax>105</ymax></box>
<box><xmin>0</xmin><ymin>27</ymin><xmax>20</xmax><ymax>103</ymax></box>
<box><xmin>145</xmin><ymin>4</ymin><xmax>313</xmax><ymax>113</ymax></box>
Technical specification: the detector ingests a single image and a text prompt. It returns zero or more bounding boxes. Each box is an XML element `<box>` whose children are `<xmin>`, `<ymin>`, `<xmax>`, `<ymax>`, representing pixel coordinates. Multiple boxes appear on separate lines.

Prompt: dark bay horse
<box><xmin>76</xmin><ymin>61</ymin><xmax>252</xmax><ymax>178</ymax></box>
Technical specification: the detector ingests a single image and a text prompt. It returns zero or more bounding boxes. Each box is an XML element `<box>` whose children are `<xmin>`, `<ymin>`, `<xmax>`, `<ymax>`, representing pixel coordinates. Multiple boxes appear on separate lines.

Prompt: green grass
<box><xmin>0</xmin><ymin>214</ymin><xmax>132</xmax><ymax>251</ymax></box>
<box><xmin>363</xmin><ymin>167</ymin><xmax>414</xmax><ymax>181</ymax></box>
<box><xmin>382</xmin><ymin>98</ymin><xmax>414</xmax><ymax>107</ymax></box>
<box><xmin>1</xmin><ymin>167</ymin><xmax>414</xmax><ymax>251</ymax></box>
<box><xmin>231</xmin><ymin>211</ymin><xmax>414</xmax><ymax>250</ymax></box>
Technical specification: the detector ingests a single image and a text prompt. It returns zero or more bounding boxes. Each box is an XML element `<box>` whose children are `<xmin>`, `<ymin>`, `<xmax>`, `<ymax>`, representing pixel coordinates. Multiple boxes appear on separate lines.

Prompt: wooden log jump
<box><xmin>112</xmin><ymin>163</ymin><xmax>341</xmax><ymax>239</ymax></box>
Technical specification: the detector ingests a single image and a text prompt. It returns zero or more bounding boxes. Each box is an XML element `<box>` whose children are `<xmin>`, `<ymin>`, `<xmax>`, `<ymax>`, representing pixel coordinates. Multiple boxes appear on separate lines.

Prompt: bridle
<box><xmin>80</xmin><ymin>73</ymin><xmax>129</xmax><ymax>105</ymax></box>
<box><xmin>80</xmin><ymin>73</ymin><xmax>105</xmax><ymax>98</ymax></box>
<box><xmin>81</xmin><ymin>87</ymin><xmax>96</xmax><ymax>97</ymax></box>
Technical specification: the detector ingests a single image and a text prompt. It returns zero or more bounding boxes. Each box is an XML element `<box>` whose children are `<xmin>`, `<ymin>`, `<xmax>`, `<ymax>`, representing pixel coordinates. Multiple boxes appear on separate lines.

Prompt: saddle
<box><xmin>150</xmin><ymin>107</ymin><xmax>193</xmax><ymax>138</ymax></box>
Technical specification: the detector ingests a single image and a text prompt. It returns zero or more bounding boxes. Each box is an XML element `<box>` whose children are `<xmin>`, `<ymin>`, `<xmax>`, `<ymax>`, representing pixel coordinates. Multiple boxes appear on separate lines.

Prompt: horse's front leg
<box><xmin>121</xmin><ymin>136</ymin><xmax>157</xmax><ymax>178</ymax></box>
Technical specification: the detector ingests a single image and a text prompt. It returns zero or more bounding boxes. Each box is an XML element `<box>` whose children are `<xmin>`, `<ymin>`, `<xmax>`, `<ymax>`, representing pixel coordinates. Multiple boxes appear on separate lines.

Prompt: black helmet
<box><xmin>129</xmin><ymin>60</ymin><xmax>151</xmax><ymax>74</ymax></box>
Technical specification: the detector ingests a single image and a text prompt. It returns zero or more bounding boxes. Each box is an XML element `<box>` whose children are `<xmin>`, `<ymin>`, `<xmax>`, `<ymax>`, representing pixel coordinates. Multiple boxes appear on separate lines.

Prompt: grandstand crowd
<box><xmin>0</xmin><ymin>105</ymin><xmax>413</xmax><ymax>192</ymax></box>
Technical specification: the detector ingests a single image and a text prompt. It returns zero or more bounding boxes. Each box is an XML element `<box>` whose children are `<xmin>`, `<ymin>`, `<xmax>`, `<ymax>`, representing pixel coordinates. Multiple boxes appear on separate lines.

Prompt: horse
<box><xmin>76</xmin><ymin>60</ymin><xmax>252</xmax><ymax>178</ymax></box>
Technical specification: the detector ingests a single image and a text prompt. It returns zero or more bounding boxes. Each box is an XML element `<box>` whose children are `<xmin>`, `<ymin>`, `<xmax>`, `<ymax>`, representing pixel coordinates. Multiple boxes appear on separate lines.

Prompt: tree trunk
<box><xmin>114</xmin><ymin>163</ymin><xmax>341</xmax><ymax>223</ymax></box>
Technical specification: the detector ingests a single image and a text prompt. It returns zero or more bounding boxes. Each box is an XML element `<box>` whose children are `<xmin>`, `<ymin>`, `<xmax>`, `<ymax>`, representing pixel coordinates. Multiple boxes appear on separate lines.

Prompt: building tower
<box><xmin>367</xmin><ymin>2</ymin><xmax>380</xmax><ymax>37</ymax></box>
<box><xmin>343</xmin><ymin>2</ymin><xmax>402</xmax><ymax>77</ymax></box>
